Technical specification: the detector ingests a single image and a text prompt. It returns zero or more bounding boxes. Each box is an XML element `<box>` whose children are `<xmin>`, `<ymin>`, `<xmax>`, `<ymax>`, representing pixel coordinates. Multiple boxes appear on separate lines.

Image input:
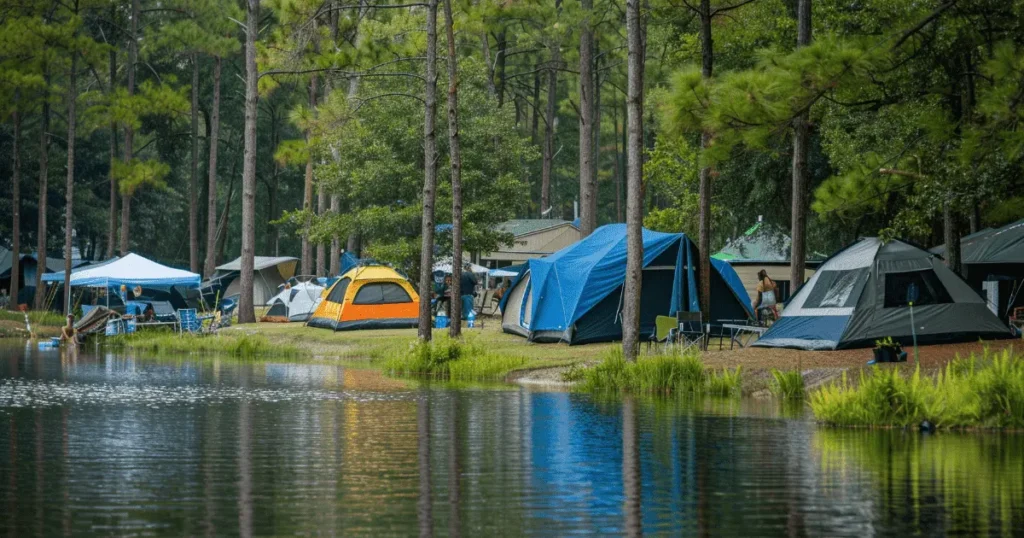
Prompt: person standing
<box><xmin>459</xmin><ymin>263</ymin><xmax>477</xmax><ymax>320</ymax></box>
<box><xmin>752</xmin><ymin>269</ymin><xmax>779</xmax><ymax>323</ymax></box>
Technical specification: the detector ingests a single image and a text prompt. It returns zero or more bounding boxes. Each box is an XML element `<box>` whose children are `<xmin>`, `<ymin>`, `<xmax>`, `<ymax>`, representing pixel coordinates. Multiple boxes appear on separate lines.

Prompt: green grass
<box><xmin>382</xmin><ymin>335</ymin><xmax>531</xmax><ymax>381</ymax></box>
<box><xmin>576</xmin><ymin>348</ymin><xmax>742</xmax><ymax>396</ymax></box>
<box><xmin>770</xmin><ymin>369</ymin><xmax>806</xmax><ymax>400</ymax></box>
<box><xmin>0</xmin><ymin>309</ymin><xmax>66</xmax><ymax>327</ymax></box>
<box><xmin>810</xmin><ymin>348</ymin><xmax>1024</xmax><ymax>429</ymax></box>
<box><xmin>106</xmin><ymin>331</ymin><xmax>299</xmax><ymax>358</ymax></box>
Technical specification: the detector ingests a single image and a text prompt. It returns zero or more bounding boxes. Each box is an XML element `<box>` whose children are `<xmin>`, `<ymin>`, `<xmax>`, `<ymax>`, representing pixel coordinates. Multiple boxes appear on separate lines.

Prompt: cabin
<box><xmin>477</xmin><ymin>219</ymin><xmax>581</xmax><ymax>268</ymax></box>
<box><xmin>714</xmin><ymin>220</ymin><xmax>823</xmax><ymax>302</ymax></box>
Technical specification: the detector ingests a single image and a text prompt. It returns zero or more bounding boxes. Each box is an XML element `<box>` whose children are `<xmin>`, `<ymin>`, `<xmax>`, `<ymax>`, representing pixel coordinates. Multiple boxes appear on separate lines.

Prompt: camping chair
<box><xmin>676</xmin><ymin>311</ymin><xmax>706</xmax><ymax>353</ymax></box>
<box><xmin>647</xmin><ymin>315</ymin><xmax>680</xmax><ymax>352</ymax></box>
<box><xmin>482</xmin><ymin>291</ymin><xmax>502</xmax><ymax>316</ymax></box>
<box><xmin>177</xmin><ymin>308</ymin><xmax>202</xmax><ymax>334</ymax></box>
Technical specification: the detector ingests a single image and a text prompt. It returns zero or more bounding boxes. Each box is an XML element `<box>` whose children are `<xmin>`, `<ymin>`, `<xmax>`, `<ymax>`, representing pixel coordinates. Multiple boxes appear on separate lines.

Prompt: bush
<box><xmin>577</xmin><ymin>348</ymin><xmax>742</xmax><ymax>396</ymax></box>
<box><xmin>107</xmin><ymin>332</ymin><xmax>297</xmax><ymax>358</ymax></box>
<box><xmin>384</xmin><ymin>335</ymin><xmax>530</xmax><ymax>381</ymax></box>
<box><xmin>810</xmin><ymin>349</ymin><xmax>1024</xmax><ymax>430</ymax></box>
<box><xmin>770</xmin><ymin>369</ymin><xmax>805</xmax><ymax>400</ymax></box>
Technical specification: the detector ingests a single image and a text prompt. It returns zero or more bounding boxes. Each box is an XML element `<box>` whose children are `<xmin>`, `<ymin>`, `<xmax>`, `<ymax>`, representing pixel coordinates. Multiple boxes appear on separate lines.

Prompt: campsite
<box><xmin>4</xmin><ymin>0</ymin><xmax>1024</xmax><ymax>535</ymax></box>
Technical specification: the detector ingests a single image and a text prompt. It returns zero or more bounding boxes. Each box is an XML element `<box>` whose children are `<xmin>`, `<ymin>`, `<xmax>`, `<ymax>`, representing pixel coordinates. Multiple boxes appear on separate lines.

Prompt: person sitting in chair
<box><xmin>752</xmin><ymin>269</ymin><xmax>780</xmax><ymax>323</ymax></box>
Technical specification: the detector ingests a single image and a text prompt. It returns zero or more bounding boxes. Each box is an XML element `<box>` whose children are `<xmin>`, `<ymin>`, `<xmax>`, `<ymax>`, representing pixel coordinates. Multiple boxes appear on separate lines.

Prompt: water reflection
<box><xmin>1</xmin><ymin>347</ymin><xmax>1022</xmax><ymax>536</ymax></box>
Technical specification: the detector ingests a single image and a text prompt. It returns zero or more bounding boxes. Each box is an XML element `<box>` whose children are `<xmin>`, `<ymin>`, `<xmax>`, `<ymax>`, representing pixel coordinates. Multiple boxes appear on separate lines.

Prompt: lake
<box><xmin>1</xmin><ymin>344</ymin><xmax>1022</xmax><ymax>536</ymax></box>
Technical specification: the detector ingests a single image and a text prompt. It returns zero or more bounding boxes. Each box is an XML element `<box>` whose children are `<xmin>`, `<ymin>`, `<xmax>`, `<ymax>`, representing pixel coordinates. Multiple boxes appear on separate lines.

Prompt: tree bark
<box><xmin>302</xmin><ymin>75</ymin><xmax>318</xmax><ymax>276</ymax></box>
<box><xmin>417</xmin><ymin>0</ymin><xmax>439</xmax><ymax>340</ymax></box>
<box><xmin>9</xmin><ymin>103</ymin><xmax>20</xmax><ymax>308</ymax></box>
<box><xmin>445</xmin><ymin>0</ymin><xmax>464</xmax><ymax>338</ymax></box>
<box><xmin>541</xmin><ymin>54</ymin><xmax>558</xmax><ymax>217</ymax></box>
<box><xmin>618</xmin><ymin>99</ymin><xmax>625</xmax><ymax>222</ymax></box>
<box><xmin>120</xmin><ymin>0</ymin><xmax>139</xmax><ymax>256</ymax></box>
<box><xmin>63</xmin><ymin>50</ymin><xmax>78</xmax><ymax>315</ymax></box>
<box><xmin>238</xmin><ymin>0</ymin><xmax>260</xmax><ymax>324</ymax></box>
<box><xmin>592</xmin><ymin>52</ymin><xmax>601</xmax><ymax>227</ymax></box>
<box><xmin>697</xmin><ymin>0</ymin><xmax>713</xmax><ymax>322</ymax></box>
<box><xmin>204</xmin><ymin>55</ymin><xmax>222</xmax><ymax>279</ymax></box>
<box><xmin>330</xmin><ymin>195</ymin><xmax>340</xmax><ymax>275</ymax></box>
<box><xmin>944</xmin><ymin>200</ymin><xmax>962</xmax><ymax>276</ymax></box>
<box><xmin>317</xmin><ymin>184</ymin><xmax>327</xmax><ymax>277</ymax></box>
<box><xmin>578</xmin><ymin>0</ymin><xmax>595</xmax><ymax>236</ymax></box>
<box><xmin>189</xmin><ymin>54</ymin><xmax>200</xmax><ymax>273</ymax></box>
<box><xmin>790</xmin><ymin>0</ymin><xmax>812</xmax><ymax>292</ymax></box>
<box><xmin>106</xmin><ymin>45</ymin><xmax>117</xmax><ymax>259</ymax></box>
<box><xmin>33</xmin><ymin>80</ymin><xmax>50</xmax><ymax>310</ymax></box>
<box><xmin>622</xmin><ymin>0</ymin><xmax>644</xmax><ymax>361</ymax></box>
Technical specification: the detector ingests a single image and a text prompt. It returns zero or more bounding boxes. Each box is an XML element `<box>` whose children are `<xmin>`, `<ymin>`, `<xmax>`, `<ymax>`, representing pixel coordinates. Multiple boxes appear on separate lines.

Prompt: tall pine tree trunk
<box><xmin>417</xmin><ymin>0</ymin><xmax>439</xmax><ymax>340</ymax></box>
<box><xmin>33</xmin><ymin>81</ymin><xmax>50</xmax><ymax>310</ymax></box>
<box><xmin>790</xmin><ymin>0</ymin><xmax>812</xmax><ymax>291</ymax></box>
<box><xmin>622</xmin><ymin>0</ymin><xmax>644</xmax><ymax>361</ymax></box>
<box><xmin>107</xmin><ymin>45</ymin><xmax>118</xmax><ymax>259</ymax></box>
<box><xmin>592</xmin><ymin>53</ymin><xmax>601</xmax><ymax>227</ymax></box>
<box><xmin>697</xmin><ymin>0</ymin><xmax>713</xmax><ymax>323</ymax></box>
<box><xmin>317</xmin><ymin>184</ymin><xmax>326</xmax><ymax>277</ymax></box>
<box><xmin>204</xmin><ymin>56</ymin><xmax>222</xmax><ymax>278</ymax></box>
<box><xmin>578</xmin><ymin>0</ymin><xmax>595</xmax><ymax>236</ymax></box>
<box><xmin>301</xmin><ymin>76</ymin><xmax>317</xmax><ymax>276</ymax></box>
<box><xmin>944</xmin><ymin>200</ymin><xmax>962</xmax><ymax>275</ymax></box>
<box><xmin>444</xmin><ymin>0</ymin><xmax>464</xmax><ymax>337</ymax></box>
<box><xmin>613</xmin><ymin>102</ymin><xmax>622</xmax><ymax>222</ymax></box>
<box><xmin>330</xmin><ymin>195</ymin><xmax>340</xmax><ymax>275</ymax></box>
<box><xmin>120</xmin><ymin>0</ymin><xmax>139</xmax><ymax>255</ymax></box>
<box><xmin>531</xmin><ymin>70</ymin><xmax>540</xmax><ymax>145</ymax></box>
<box><xmin>189</xmin><ymin>54</ymin><xmax>200</xmax><ymax>273</ymax></box>
<box><xmin>541</xmin><ymin>56</ymin><xmax>557</xmax><ymax>216</ymax></box>
<box><xmin>238</xmin><ymin>0</ymin><xmax>259</xmax><ymax>324</ymax></box>
<box><xmin>63</xmin><ymin>50</ymin><xmax>78</xmax><ymax>314</ymax></box>
<box><xmin>9</xmin><ymin>103</ymin><xmax>20</xmax><ymax>309</ymax></box>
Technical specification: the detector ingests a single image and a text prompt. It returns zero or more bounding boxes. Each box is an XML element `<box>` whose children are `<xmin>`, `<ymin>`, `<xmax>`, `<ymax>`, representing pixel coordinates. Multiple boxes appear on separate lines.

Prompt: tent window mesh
<box><xmin>353</xmin><ymin>283</ymin><xmax>412</xmax><ymax>304</ymax></box>
<box><xmin>326</xmin><ymin>278</ymin><xmax>351</xmax><ymax>303</ymax></box>
<box><xmin>884</xmin><ymin>270</ymin><xmax>952</xmax><ymax>308</ymax></box>
<box><xmin>805</xmin><ymin>270</ymin><xmax>867</xmax><ymax>308</ymax></box>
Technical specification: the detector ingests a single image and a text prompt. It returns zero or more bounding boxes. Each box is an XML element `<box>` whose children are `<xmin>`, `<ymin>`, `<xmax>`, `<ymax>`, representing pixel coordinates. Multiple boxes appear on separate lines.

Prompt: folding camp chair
<box><xmin>177</xmin><ymin>308</ymin><xmax>202</xmax><ymax>334</ymax></box>
<box><xmin>647</xmin><ymin>315</ymin><xmax>680</xmax><ymax>352</ymax></box>
<box><xmin>676</xmin><ymin>311</ymin><xmax>706</xmax><ymax>353</ymax></box>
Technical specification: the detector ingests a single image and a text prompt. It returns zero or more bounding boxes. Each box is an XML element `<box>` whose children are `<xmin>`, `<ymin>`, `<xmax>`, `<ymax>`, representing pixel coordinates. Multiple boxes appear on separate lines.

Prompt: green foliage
<box><xmin>107</xmin><ymin>332</ymin><xmax>298</xmax><ymax>358</ymax></box>
<box><xmin>770</xmin><ymin>369</ymin><xmax>805</xmax><ymax>400</ymax></box>
<box><xmin>112</xmin><ymin>159</ymin><xmax>172</xmax><ymax>196</ymax></box>
<box><xmin>577</xmin><ymin>348</ymin><xmax>741</xmax><ymax>396</ymax></box>
<box><xmin>0</xmin><ymin>309</ymin><xmax>66</xmax><ymax>328</ymax></box>
<box><xmin>383</xmin><ymin>335</ymin><xmax>530</xmax><ymax>381</ymax></box>
<box><xmin>810</xmin><ymin>349</ymin><xmax>1024</xmax><ymax>429</ymax></box>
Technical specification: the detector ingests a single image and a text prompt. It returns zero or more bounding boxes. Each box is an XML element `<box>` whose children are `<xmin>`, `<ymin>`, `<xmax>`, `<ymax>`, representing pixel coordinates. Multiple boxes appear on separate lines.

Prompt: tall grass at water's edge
<box><xmin>810</xmin><ymin>349</ymin><xmax>1024</xmax><ymax>429</ymax></box>
<box><xmin>770</xmin><ymin>369</ymin><xmax>806</xmax><ymax>400</ymax></box>
<box><xmin>106</xmin><ymin>332</ymin><xmax>299</xmax><ymax>358</ymax></box>
<box><xmin>0</xmin><ymin>309</ymin><xmax>66</xmax><ymax>328</ymax></box>
<box><xmin>574</xmin><ymin>348</ymin><xmax>742</xmax><ymax>396</ymax></box>
<box><xmin>383</xmin><ymin>335</ymin><xmax>531</xmax><ymax>381</ymax></box>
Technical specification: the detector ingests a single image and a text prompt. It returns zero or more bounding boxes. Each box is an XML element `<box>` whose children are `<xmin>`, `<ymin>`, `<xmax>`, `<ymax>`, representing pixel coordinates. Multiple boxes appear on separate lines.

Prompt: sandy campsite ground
<box><xmin>227</xmin><ymin>319</ymin><xmax>1020</xmax><ymax>393</ymax></box>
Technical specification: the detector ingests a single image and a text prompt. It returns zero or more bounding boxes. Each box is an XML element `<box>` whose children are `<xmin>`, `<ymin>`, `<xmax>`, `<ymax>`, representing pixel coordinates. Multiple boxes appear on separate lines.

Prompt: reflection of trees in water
<box><xmin>418</xmin><ymin>396</ymin><xmax>432</xmax><ymax>538</ymax></box>
<box><xmin>622</xmin><ymin>397</ymin><xmax>642</xmax><ymax>537</ymax></box>
<box><xmin>814</xmin><ymin>429</ymin><xmax>1024</xmax><ymax>535</ymax></box>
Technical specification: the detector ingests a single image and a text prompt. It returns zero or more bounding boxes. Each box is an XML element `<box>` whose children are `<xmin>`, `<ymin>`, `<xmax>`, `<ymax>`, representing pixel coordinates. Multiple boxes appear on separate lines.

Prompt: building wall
<box><xmin>732</xmin><ymin>264</ymin><xmax>817</xmax><ymax>304</ymax></box>
<box><xmin>481</xmin><ymin>225</ymin><xmax>581</xmax><ymax>265</ymax></box>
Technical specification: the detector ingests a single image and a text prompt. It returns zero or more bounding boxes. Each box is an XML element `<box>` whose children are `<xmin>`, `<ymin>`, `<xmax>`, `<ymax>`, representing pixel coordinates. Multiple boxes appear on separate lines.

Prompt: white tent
<box><xmin>41</xmin><ymin>253</ymin><xmax>200</xmax><ymax>288</ymax></box>
<box><xmin>263</xmin><ymin>281</ymin><xmax>325</xmax><ymax>322</ymax></box>
<box><xmin>213</xmin><ymin>256</ymin><xmax>298</xmax><ymax>306</ymax></box>
<box><xmin>433</xmin><ymin>258</ymin><xmax>489</xmax><ymax>274</ymax></box>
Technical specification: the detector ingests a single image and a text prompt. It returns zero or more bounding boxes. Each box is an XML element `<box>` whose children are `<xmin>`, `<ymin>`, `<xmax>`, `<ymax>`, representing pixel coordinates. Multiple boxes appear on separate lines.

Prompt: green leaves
<box><xmin>113</xmin><ymin>159</ymin><xmax>172</xmax><ymax>196</ymax></box>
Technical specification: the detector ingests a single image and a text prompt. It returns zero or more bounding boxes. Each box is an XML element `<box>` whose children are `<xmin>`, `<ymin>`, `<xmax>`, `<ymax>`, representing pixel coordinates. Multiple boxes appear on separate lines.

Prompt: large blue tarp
<box><xmin>339</xmin><ymin>252</ymin><xmax>360</xmax><ymax>276</ymax></box>
<box><xmin>503</xmin><ymin>225</ymin><xmax>698</xmax><ymax>337</ymax></box>
<box><xmin>711</xmin><ymin>257</ymin><xmax>755</xmax><ymax>318</ymax></box>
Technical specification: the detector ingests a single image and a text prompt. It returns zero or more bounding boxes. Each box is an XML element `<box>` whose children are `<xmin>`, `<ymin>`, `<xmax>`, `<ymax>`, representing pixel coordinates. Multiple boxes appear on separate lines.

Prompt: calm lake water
<box><xmin>1</xmin><ymin>344</ymin><xmax>1022</xmax><ymax>537</ymax></box>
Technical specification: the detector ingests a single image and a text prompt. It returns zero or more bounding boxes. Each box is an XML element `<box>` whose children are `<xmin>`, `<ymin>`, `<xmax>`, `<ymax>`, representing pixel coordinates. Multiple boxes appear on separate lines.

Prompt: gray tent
<box><xmin>211</xmin><ymin>256</ymin><xmax>298</xmax><ymax>306</ymax></box>
<box><xmin>755</xmin><ymin>237</ymin><xmax>1010</xmax><ymax>350</ymax></box>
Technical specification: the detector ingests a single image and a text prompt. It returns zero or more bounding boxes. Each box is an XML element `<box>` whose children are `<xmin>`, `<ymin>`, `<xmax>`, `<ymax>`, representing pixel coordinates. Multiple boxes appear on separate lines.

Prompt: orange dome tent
<box><xmin>307</xmin><ymin>266</ymin><xmax>420</xmax><ymax>331</ymax></box>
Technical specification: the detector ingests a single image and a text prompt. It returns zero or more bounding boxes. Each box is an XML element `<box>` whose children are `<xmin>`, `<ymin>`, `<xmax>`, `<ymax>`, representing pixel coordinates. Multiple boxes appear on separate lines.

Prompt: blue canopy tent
<box><xmin>499</xmin><ymin>224</ymin><xmax>752</xmax><ymax>344</ymax></box>
<box><xmin>43</xmin><ymin>253</ymin><xmax>201</xmax><ymax>311</ymax></box>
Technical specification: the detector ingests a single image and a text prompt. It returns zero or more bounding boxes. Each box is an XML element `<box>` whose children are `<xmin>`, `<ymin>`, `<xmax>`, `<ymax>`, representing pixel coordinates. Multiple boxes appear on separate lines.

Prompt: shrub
<box><xmin>810</xmin><ymin>349</ymin><xmax>1024</xmax><ymax>430</ymax></box>
<box><xmin>384</xmin><ymin>335</ymin><xmax>529</xmax><ymax>381</ymax></box>
<box><xmin>107</xmin><ymin>332</ymin><xmax>297</xmax><ymax>358</ymax></box>
<box><xmin>577</xmin><ymin>348</ymin><xmax>742</xmax><ymax>396</ymax></box>
<box><xmin>770</xmin><ymin>369</ymin><xmax>806</xmax><ymax>400</ymax></box>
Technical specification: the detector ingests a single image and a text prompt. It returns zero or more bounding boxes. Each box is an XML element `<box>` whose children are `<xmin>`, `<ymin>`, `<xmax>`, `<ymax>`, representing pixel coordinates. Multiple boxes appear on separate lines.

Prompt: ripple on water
<box><xmin>0</xmin><ymin>378</ymin><xmax>413</xmax><ymax>408</ymax></box>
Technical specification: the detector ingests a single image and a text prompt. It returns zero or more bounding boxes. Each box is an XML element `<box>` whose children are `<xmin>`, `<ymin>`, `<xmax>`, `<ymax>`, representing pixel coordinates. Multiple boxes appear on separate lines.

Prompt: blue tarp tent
<box><xmin>499</xmin><ymin>224</ymin><xmax>752</xmax><ymax>344</ymax></box>
<box><xmin>42</xmin><ymin>253</ymin><xmax>201</xmax><ymax>288</ymax></box>
<box><xmin>340</xmin><ymin>252</ymin><xmax>360</xmax><ymax>276</ymax></box>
